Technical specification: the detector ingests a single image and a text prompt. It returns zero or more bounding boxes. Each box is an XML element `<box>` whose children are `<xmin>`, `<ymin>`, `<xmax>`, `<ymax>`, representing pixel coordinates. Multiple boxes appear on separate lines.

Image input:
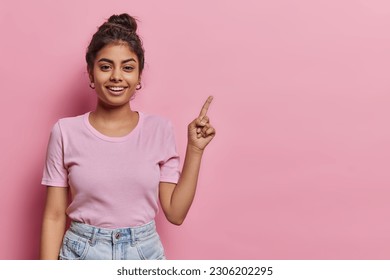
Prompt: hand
<box><xmin>188</xmin><ymin>96</ymin><xmax>216</xmax><ymax>152</ymax></box>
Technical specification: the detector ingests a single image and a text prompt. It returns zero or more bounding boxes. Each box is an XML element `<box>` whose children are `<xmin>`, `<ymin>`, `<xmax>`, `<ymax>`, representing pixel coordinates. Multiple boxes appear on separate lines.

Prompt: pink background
<box><xmin>1</xmin><ymin>0</ymin><xmax>390</xmax><ymax>259</ymax></box>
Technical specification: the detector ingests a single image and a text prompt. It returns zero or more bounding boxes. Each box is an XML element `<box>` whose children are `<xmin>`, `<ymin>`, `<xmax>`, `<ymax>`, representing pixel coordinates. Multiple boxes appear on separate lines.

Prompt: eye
<box><xmin>99</xmin><ymin>64</ymin><xmax>111</xmax><ymax>71</ymax></box>
<box><xmin>123</xmin><ymin>65</ymin><xmax>135</xmax><ymax>72</ymax></box>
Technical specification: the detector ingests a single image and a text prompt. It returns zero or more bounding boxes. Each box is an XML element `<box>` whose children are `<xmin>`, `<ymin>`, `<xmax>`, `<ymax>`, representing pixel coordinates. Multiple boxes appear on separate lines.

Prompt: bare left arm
<box><xmin>159</xmin><ymin>96</ymin><xmax>216</xmax><ymax>225</ymax></box>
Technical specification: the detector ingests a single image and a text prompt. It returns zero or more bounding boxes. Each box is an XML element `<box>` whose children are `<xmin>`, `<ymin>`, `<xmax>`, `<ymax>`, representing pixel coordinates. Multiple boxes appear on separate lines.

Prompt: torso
<box><xmin>88</xmin><ymin>110</ymin><xmax>139</xmax><ymax>137</ymax></box>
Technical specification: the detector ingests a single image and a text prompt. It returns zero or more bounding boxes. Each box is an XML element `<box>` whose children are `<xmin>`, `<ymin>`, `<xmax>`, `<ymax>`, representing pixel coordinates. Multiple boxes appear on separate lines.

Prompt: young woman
<box><xmin>40</xmin><ymin>13</ymin><xmax>215</xmax><ymax>260</ymax></box>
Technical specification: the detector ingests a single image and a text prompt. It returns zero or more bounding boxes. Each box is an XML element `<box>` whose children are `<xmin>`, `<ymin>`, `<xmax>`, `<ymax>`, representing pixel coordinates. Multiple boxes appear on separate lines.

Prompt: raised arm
<box><xmin>40</xmin><ymin>186</ymin><xmax>68</xmax><ymax>259</ymax></box>
<box><xmin>159</xmin><ymin>96</ymin><xmax>216</xmax><ymax>225</ymax></box>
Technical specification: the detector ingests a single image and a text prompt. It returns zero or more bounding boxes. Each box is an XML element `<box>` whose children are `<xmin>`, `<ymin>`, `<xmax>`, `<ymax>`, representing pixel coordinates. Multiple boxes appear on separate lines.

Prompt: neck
<box><xmin>92</xmin><ymin>101</ymin><xmax>136</xmax><ymax>124</ymax></box>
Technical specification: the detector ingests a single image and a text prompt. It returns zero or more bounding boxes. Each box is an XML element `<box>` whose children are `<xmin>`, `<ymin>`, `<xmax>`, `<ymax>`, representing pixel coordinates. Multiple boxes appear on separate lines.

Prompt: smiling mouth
<box><xmin>106</xmin><ymin>86</ymin><xmax>127</xmax><ymax>95</ymax></box>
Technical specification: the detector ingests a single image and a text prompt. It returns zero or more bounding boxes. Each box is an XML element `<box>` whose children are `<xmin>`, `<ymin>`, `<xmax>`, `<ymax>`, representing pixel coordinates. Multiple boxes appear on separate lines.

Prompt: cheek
<box><xmin>126</xmin><ymin>75</ymin><xmax>140</xmax><ymax>85</ymax></box>
<box><xmin>93</xmin><ymin>72</ymin><xmax>109</xmax><ymax>85</ymax></box>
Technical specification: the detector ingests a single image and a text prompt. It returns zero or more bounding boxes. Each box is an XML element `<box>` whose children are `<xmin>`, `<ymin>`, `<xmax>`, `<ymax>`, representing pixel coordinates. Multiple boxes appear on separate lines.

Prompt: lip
<box><xmin>105</xmin><ymin>86</ymin><xmax>128</xmax><ymax>96</ymax></box>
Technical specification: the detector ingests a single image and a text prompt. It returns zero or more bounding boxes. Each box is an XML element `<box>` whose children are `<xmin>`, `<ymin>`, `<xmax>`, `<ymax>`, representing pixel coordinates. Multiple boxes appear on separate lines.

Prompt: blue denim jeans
<box><xmin>59</xmin><ymin>220</ymin><xmax>165</xmax><ymax>260</ymax></box>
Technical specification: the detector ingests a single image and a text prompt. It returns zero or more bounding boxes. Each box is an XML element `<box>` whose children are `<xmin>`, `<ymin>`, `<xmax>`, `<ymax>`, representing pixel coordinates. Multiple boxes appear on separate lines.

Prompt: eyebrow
<box><xmin>97</xmin><ymin>58</ymin><xmax>137</xmax><ymax>64</ymax></box>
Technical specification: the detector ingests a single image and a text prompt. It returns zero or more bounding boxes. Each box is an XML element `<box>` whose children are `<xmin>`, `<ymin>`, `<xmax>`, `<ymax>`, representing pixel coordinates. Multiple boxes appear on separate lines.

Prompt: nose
<box><xmin>110</xmin><ymin>68</ymin><xmax>122</xmax><ymax>82</ymax></box>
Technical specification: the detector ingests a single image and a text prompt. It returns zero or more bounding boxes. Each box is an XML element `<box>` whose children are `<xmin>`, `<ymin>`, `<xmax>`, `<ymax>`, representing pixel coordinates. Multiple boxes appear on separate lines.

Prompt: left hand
<box><xmin>188</xmin><ymin>96</ymin><xmax>216</xmax><ymax>151</ymax></box>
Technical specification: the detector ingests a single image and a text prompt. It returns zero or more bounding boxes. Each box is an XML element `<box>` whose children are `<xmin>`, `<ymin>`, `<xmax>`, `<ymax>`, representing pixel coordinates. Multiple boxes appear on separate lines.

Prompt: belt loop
<box><xmin>130</xmin><ymin>228</ymin><xmax>136</xmax><ymax>245</ymax></box>
<box><xmin>89</xmin><ymin>226</ymin><xmax>97</xmax><ymax>246</ymax></box>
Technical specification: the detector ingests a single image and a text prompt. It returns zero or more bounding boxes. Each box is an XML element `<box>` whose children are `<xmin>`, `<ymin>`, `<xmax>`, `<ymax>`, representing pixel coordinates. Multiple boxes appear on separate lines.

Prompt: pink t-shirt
<box><xmin>41</xmin><ymin>112</ymin><xmax>180</xmax><ymax>228</ymax></box>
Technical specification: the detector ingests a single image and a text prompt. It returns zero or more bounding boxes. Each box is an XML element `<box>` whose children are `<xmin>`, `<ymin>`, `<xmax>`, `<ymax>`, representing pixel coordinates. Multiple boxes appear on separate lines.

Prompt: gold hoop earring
<box><xmin>89</xmin><ymin>82</ymin><xmax>95</xmax><ymax>89</ymax></box>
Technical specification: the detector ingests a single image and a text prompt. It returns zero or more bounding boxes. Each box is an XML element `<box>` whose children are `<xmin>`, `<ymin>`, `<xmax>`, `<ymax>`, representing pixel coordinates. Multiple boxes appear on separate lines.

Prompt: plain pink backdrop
<box><xmin>1</xmin><ymin>0</ymin><xmax>390</xmax><ymax>259</ymax></box>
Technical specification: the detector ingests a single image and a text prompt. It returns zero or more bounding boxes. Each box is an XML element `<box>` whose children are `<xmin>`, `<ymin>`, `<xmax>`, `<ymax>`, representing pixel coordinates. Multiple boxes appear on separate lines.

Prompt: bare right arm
<box><xmin>40</xmin><ymin>186</ymin><xmax>68</xmax><ymax>260</ymax></box>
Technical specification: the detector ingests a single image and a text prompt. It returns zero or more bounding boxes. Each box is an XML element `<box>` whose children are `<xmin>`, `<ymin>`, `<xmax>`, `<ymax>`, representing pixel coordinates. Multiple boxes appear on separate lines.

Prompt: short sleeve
<box><xmin>159</xmin><ymin>121</ymin><xmax>181</xmax><ymax>184</ymax></box>
<box><xmin>41</xmin><ymin>122</ymin><xmax>68</xmax><ymax>187</ymax></box>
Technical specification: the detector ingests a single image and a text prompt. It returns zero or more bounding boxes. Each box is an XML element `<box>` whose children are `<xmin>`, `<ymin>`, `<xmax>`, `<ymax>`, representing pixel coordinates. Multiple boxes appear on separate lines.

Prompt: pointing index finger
<box><xmin>199</xmin><ymin>96</ymin><xmax>213</xmax><ymax>118</ymax></box>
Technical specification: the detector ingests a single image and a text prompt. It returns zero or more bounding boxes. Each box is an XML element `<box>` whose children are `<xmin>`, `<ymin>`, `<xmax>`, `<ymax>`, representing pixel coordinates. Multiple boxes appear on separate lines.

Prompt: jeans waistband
<box><xmin>69</xmin><ymin>220</ymin><xmax>157</xmax><ymax>244</ymax></box>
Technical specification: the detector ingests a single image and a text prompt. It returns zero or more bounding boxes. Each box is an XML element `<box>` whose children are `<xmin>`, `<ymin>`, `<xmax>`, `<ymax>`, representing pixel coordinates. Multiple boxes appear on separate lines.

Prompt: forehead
<box><xmin>95</xmin><ymin>43</ymin><xmax>138</xmax><ymax>62</ymax></box>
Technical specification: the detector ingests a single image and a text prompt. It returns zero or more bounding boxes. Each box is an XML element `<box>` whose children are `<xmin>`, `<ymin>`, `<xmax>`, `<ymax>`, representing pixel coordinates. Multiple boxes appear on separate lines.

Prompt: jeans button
<box><xmin>115</xmin><ymin>232</ymin><xmax>121</xmax><ymax>239</ymax></box>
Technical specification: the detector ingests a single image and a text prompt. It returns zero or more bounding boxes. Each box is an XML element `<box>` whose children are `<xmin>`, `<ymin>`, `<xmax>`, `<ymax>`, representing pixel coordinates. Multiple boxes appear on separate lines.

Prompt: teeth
<box><xmin>108</xmin><ymin>87</ymin><xmax>125</xmax><ymax>91</ymax></box>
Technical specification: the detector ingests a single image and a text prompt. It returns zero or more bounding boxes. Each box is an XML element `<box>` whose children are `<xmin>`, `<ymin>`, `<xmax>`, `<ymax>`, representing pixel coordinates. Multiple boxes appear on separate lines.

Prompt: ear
<box><xmin>88</xmin><ymin>67</ymin><xmax>94</xmax><ymax>82</ymax></box>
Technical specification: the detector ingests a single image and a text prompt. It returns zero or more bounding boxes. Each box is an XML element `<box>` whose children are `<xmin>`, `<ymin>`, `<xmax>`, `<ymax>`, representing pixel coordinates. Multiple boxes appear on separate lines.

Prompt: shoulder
<box><xmin>139</xmin><ymin>112</ymin><xmax>176</xmax><ymax>139</ymax></box>
<box><xmin>140</xmin><ymin>112</ymin><xmax>173</xmax><ymax>129</ymax></box>
<box><xmin>57</xmin><ymin>113</ymin><xmax>86</xmax><ymax>127</ymax></box>
<box><xmin>49</xmin><ymin>113</ymin><xmax>87</xmax><ymax>136</ymax></box>
<box><xmin>55</xmin><ymin>113</ymin><xmax>87</xmax><ymax>131</ymax></box>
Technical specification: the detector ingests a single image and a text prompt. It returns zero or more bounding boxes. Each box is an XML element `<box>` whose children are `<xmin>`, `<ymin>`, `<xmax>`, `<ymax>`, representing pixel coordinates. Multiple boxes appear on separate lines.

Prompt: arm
<box><xmin>40</xmin><ymin>186</ymin><xmax>68</xmax><ymax>260</ymax></box>
<box><xmin>159</xmin><ymin>96</ymin><xmax>216</xmax><ymax>225</ymax></box>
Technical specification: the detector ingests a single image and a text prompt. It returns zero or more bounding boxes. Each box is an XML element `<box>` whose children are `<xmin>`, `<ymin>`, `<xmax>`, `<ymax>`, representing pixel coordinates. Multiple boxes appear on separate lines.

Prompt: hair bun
<box><xmin>107</xmin><ymin>13</ymin><xmax>138</xmax><ymax>32</ymax></box>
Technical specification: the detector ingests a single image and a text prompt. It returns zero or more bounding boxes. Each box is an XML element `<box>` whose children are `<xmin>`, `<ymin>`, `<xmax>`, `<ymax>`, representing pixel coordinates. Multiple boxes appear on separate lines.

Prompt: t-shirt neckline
<box><xmin>83</xmin><ymin>111</ymin><xmax>142</xmax><ymax>142</ymax></box>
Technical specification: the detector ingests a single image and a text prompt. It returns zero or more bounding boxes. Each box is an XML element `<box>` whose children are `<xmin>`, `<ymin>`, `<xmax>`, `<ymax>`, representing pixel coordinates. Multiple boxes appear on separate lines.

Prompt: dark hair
<box><xmin>86</xmin><ymin>13</ymin><xmax>145</xmax><ymax>76</ymax></box>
